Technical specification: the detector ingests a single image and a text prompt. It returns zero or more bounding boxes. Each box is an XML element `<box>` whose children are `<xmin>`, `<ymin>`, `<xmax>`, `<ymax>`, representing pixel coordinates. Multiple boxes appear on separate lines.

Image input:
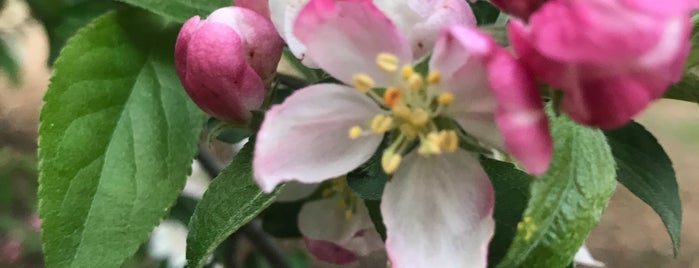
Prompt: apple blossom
<box><xmin>175</xmin><ymin>6</ymin><xmax>283</xmax><ymax>123</ymax></box>
<box><xmin>268</xmin><ymin>0</ymin><xmax>476</xmax><ymax>66</ymax></box>
<box><xmin>508</xmin><ymin>0</ymin><xmax>694</xmax><ymax>128</ymax></box>
<box><xmin>298</xmin><ymin>179</ymin><xmax>384</xmax><ymax>265</ymax></box>
<box><xmin>253</xmin><ymin>0</ymin><xmax>552</xmax><ymax>266</ymax></box>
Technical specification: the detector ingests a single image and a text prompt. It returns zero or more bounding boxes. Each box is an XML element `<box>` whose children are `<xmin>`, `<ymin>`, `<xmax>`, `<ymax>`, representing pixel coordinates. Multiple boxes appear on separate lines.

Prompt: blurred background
<box><xmin>0</xmin><ymin>0</ymin><xmax>697</xmax><ymax>267</ymax></box>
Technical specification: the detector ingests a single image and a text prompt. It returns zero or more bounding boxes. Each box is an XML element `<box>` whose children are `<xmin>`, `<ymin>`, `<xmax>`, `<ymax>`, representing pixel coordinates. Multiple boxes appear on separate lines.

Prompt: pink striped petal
<box><xmin>253</xmin><ymin>84</ymin><xmax>384</xmax><ymax>192</ymax></box>
<box><xmin>432</xmin><ymin>24</ymin><xmax>551</xmax><ymax>174</ymax></box>
<box><xmin>381</xmin><ymin>150</ymin><xmax>494</xmax><ymax>268</ymax></box>
<box><xmin>293</xmin><ymin>0</ymin><xmax>411</xmax><ymax>86</ymax></box>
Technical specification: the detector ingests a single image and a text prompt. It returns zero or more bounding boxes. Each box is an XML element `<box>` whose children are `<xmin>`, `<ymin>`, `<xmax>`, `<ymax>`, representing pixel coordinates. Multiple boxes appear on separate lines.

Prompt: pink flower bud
<box><xmin>175</xmin><ymin>7</ymin><xmax>283</xmax><ymax>123</ymax></box>
<box><xmin>489</xmin><ymin>0</ymin><xmax>549</xmax><ymax>20</ymax></box>
<box><xmin>508</xmin><ymin>0</ymin><xmax>693</xmax><ymax>128</ymax></box>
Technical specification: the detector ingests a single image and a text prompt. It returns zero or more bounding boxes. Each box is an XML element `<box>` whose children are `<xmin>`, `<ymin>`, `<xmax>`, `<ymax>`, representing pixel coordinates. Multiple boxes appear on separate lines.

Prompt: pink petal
<box><xmin>382</xmin><ymin>150</ymin><xmax>494</xmax><ymax>268</ymax></box>
<box><xmin>234</xmin><ymin>0</ymin><xmax>270</xmax><ymax>19</ymax></box>
<box><xmin>268</xmin><ymin>0</ymin><xmax>318</xmax><ymax>66</ymax></box>
<box><xmin>181</xmin><ymin>21</ymin><xmax>265</xmax><ymax>122</ymax></box>
<box><xmin>560</xmin><ymin>72</ymin><xmax>662</xmax><ymax>128</ymax></box>
<box><xmin>507</xmin><ymin>20</ymin><xmax>572</xmax><ymax>89</ymax></box>
<box><xmin>433</xmin><ymin>24</ymin><xmax>551</xmax><ymax>174</ymax></box>
<box><xmin>529</xmin><ymin>0</ymin><xmax>662</xmax><ymax>64</ymax></box>
<box><xmin>207</xmin><ymin>7</ymin><xmax>284</xmax><ymax>81</ymax></box>
<box><xmin>487</xmin><ymin>48</ymin><xmax>552</xmax><ymax>175</ymax></box>
<box><xmin>253</xmin><ymin>84</ymin><xmax>384</xmax><ymax>192</ymax></box>
<box><xmin>429</xmin><ymin>25</ymin><xmax>503</xmax><ymax>149</ymax></box>
<box><xmin>298</xmin><ymin>196</ymin><xmax>384</xmax><ymax>263</ymax></box>
<box><xmin>293</xmin><ymin>0</ymin><xmax>411</xmax><ymax>86</ymax></box>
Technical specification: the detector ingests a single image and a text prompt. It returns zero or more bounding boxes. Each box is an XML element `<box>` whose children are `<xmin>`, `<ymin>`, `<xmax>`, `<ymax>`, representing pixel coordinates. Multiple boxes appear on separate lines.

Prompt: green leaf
<box><xmin>470</xmin><ymin>1</ymin><xmax>500</xmax><ymax>25</ymax></box>
<box><xmin>117</xmin><ymin>0</ymin><xmax>230</xmax><ymax>23</ymax></box>
<box><xmin>605</xmin><ymin>121</ymin><xmax>681</xmax><ymax>255</ymax></box>
<box><xmin>364</xmin><ymin>199</ymin><xmax>387</xmax><ymax>241</ymax></box>
<box><xmin>26</xmin><ymin>0</ymin><xmax>118</xmax><ymax>64</ymax></box>
<box><xmin>187</xmin><ymin>141</ymin><xmax>283</xmax><ymax>268</ymax></box>
<box><xmin>664</xmin><ymin>72</ymin><xmax>699</xmax><ymax>103</ymax></box>
<box><xmin>260</xmin><ymin>201</ymin><xmax>304</xmax><ymax>238</ymax></box>
<box><xmin>346</xmin><ymin>143</ymin><xmax>387</xmax><ymax>200</ymax></box>
<box><xmin>480</xmin><ymin>158</ymin><xmax>531</xmax><ymax>267</ymax></box>
<box><xmin>498</xmin><ymin>114</ymin><xmax>616</xmax><ymax>268</ymax></box>
<box><xmin>38</xmin><ymin>9</ymin><xmax>203</xmax><ymax>267</ymax></box>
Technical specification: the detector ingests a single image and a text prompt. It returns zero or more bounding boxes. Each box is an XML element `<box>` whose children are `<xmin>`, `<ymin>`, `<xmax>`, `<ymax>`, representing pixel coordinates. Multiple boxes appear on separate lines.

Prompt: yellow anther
<box><xmin>370</xmin><ymin>114</ymin><xmax>394</xmax><ymax>133</ymax></box>
<box><xmin>409</xmin><ymin>108</ymin><xmax>429</xmax><ymax>127</ymax></box>
<box><xmin>352</xmin><ymin>73</ymin><xmax>375</xmax><ymax>93</ymax></box>
<box><xmin>399</xmin><ymin>123</ymin><xmax>417</xmax><ymax>140</ymax></box>
<box><xmin>440</xmin><ymin>130</ymin><xmax>459</xmax><ymax>152</ymax></box>
<box><xmin>438</xmin><ymin>92</ymin><xmax>454</xmax><ymax>105</ymax></box>
<box><xmin>401</xmin><ymin>64</ymin><xmax>414</xmax><ymax>80</ymax></box>
<box><xmin>383</xmin><ymin>86</ymin><xmax>402</xmax><ymax>108</ymax></box>
<box><xmin>391</xmin><ymin>105</ymin><xmax>411</xmax><ymax>119</ymax></box>
<box><xmin>337</xmin><ymin>199</ymin><xmax>346</xmax><ymax>209</ymax></box>
<box><xmin>427</xmin><ymin>70</ymin><xmax>441</xmax><ymax>84</ymax></box>
<box><xmin>407</xmin><ymin>73</ymin><xmax>424</xmax><ymax>91</ymax></box>
<box><xmin>348</xmin><ymin>126</ymin><xmax>363</xmax><ymax>139</ymax></box>
<box><xmin>418</xmin><ymin>133</ymin><xmax>442</xmax><ymax>155</ymax></box>
<box><xmin>381</xmin><ymin>152</ymin><xmax>402</xmax><ymax>174</ymax></box>
<box><xmin>376</xmin><ymin>53</ymin><xmax>399</xmax><ymax>72</ymax></box>
<box><xmin>344</xmin><ymin>210</ymin><xmax>353</xmax><ymax>220</ymax></box>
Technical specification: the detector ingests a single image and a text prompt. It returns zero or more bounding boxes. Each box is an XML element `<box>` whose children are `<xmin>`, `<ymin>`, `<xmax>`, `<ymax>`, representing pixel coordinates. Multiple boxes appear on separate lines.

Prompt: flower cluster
<box><xmin>174</xmin><ymin>0</ymin><xmax>695</xmax><ymax>266</ymax></box>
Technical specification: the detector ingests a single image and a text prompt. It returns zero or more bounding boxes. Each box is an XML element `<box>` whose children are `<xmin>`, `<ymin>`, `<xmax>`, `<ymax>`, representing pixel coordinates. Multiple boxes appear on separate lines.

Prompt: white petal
<box><xmin>148</xmin><ymin>220</ymin><xmax>187</xmax><ymax>268</ymax></box>
<box><xmin>381</xmin><ymin>150</ymin><xmax>495</xmax><ymax>268</ymax></box>
<box><xmin>182</xmin><ymin>160</ymin><xmax>210</xmax><ymax>199</ymax></box>
<box><xmin>253</xmin><ymin>84</ymin><xmax>384</xmax><ymax>192</ymax></box>
<box><xmin>574</xmin><ymin>244</ymin><xmax>605</xmax><ymax>267</ymax></box>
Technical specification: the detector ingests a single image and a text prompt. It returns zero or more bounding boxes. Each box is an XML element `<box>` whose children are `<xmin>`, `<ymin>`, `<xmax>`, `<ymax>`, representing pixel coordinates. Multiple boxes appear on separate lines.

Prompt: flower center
<box><xmin>348</xmin><ymin>53</ymin><xmax>459</xmax><ymax>174</ymax></box>
<box><xmin>322</xmin><ymin>176</ymin><xmax>359</xmax><ymax>219</ymax></box>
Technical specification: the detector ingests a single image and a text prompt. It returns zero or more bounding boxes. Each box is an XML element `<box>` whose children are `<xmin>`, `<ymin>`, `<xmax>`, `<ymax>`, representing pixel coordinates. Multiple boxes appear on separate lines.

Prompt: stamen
<box><xmin>418</xmin><ymin>132</ymin><xmax>442</xmax><ymax>155</ymax></box>
<box><xmin>427</xmin><ymin>70</ymin><xmax>441</xmax><ymax>84</ymax></box>
<box><xmin>409</xmin><ymin>108</ymin><xmax>429</xmax><ymax>127</ymax></box>
<box><xmin>352</xmin><ymin>73</ymin><xmax>375</xmax><ymax>93</ymax></box>
<box><xmin>399</xmin><ymin>123</ymin><xmax>417</xmax><ymax>140</ymax></box>
<box><xmin>337</xmin><ymin>199</ymin><xmax>346</xmax><ymax>209</ymax></box>
<box><xmin>370</xmin><ymin>114</ymin><xmax>394</xmax><ymax>133</ymax></box>
<box><xmin>440</xmin><ymin>130</ymin><xmax>459</xmax><ymax>152</ymax></box>
<box><xmin>376</xmin><ymin>53</ymin><xmax>399</xmax><ymax>72</ymax></box>
<box><xmin>401</xmin><ymin>64</ymin><xmax>414</xmax><ymax>80</ymax></box>
<box><xmin>348</xmin><ymin>126</ymin><xmax>363</xmax><ymax>139</ymax></box>
<box><xmin>391</xmin><ymin>105</ymin><xmax>411</xmax><ymax>119</ymax></box>
<box><xmin>381</xmin><ymin>152</ymin><xmax>402</xmax><ymax>174</ymax></box>
<box><xmin>383</xmin><ymin>87</ymin><xmax>402</xmax><ymax>108</ymax></box>
<box><xmin>437</xmin><ymin>92</ymin><xmax>454</xmax><ymax>105</ymax></box>
<box><xmin>407</xmin><ymin>73</ymin><xmax>423</xmax><ymax>91</ymax></box>
<box><xmin>344</xmin><ymin>210</ymin><xmax>353</xmax><ymax>220</ymax></box>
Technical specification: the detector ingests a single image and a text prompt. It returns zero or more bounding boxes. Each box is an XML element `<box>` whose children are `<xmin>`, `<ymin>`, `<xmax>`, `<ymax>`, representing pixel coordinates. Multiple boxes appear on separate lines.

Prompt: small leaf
<box><xmin>480</xmin><ymin>158</ymin><xmax>531</xmax><ymax>267</ymax></box>
<box><xmin>605</xmin><ymin>121</ymin><xmax>681</xmax><ymax>255</ymax></box>
<box><xmin>664</xmin><ymin>72</ymin><xmax>699</xmax><ymax>103</ymax></box>
<box><xmin>39</xmin><ymin>10</ymin><xmax>203</xmax><ymax>267</ymax></box>
<box><xmin>498</xmin><ymin>114</ymin><xmax>617</xmax><ymax>268</ymax></box>
<box><xmin>364</xmin><ymin>199</ymin><xmax>387</xmax><ymax>241</ymax></box>
<box><xmin>117</xmin><ymin>0</ymin><xmax>230</xmax><ymax>23</ymax></box>
<box><xmin>187</xmin><ymin>141</ymin><xmax>283</xmax><ymax>268</ymax></box>
<box><xmin>470</xmin><ymin>1</ymin><xmax>500</xmax><ymax>25</ymax></box>
<box><xmin>346</xmin><ymin>144</ymin><xmax>387</xmax><ymax>200</ymax></box>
